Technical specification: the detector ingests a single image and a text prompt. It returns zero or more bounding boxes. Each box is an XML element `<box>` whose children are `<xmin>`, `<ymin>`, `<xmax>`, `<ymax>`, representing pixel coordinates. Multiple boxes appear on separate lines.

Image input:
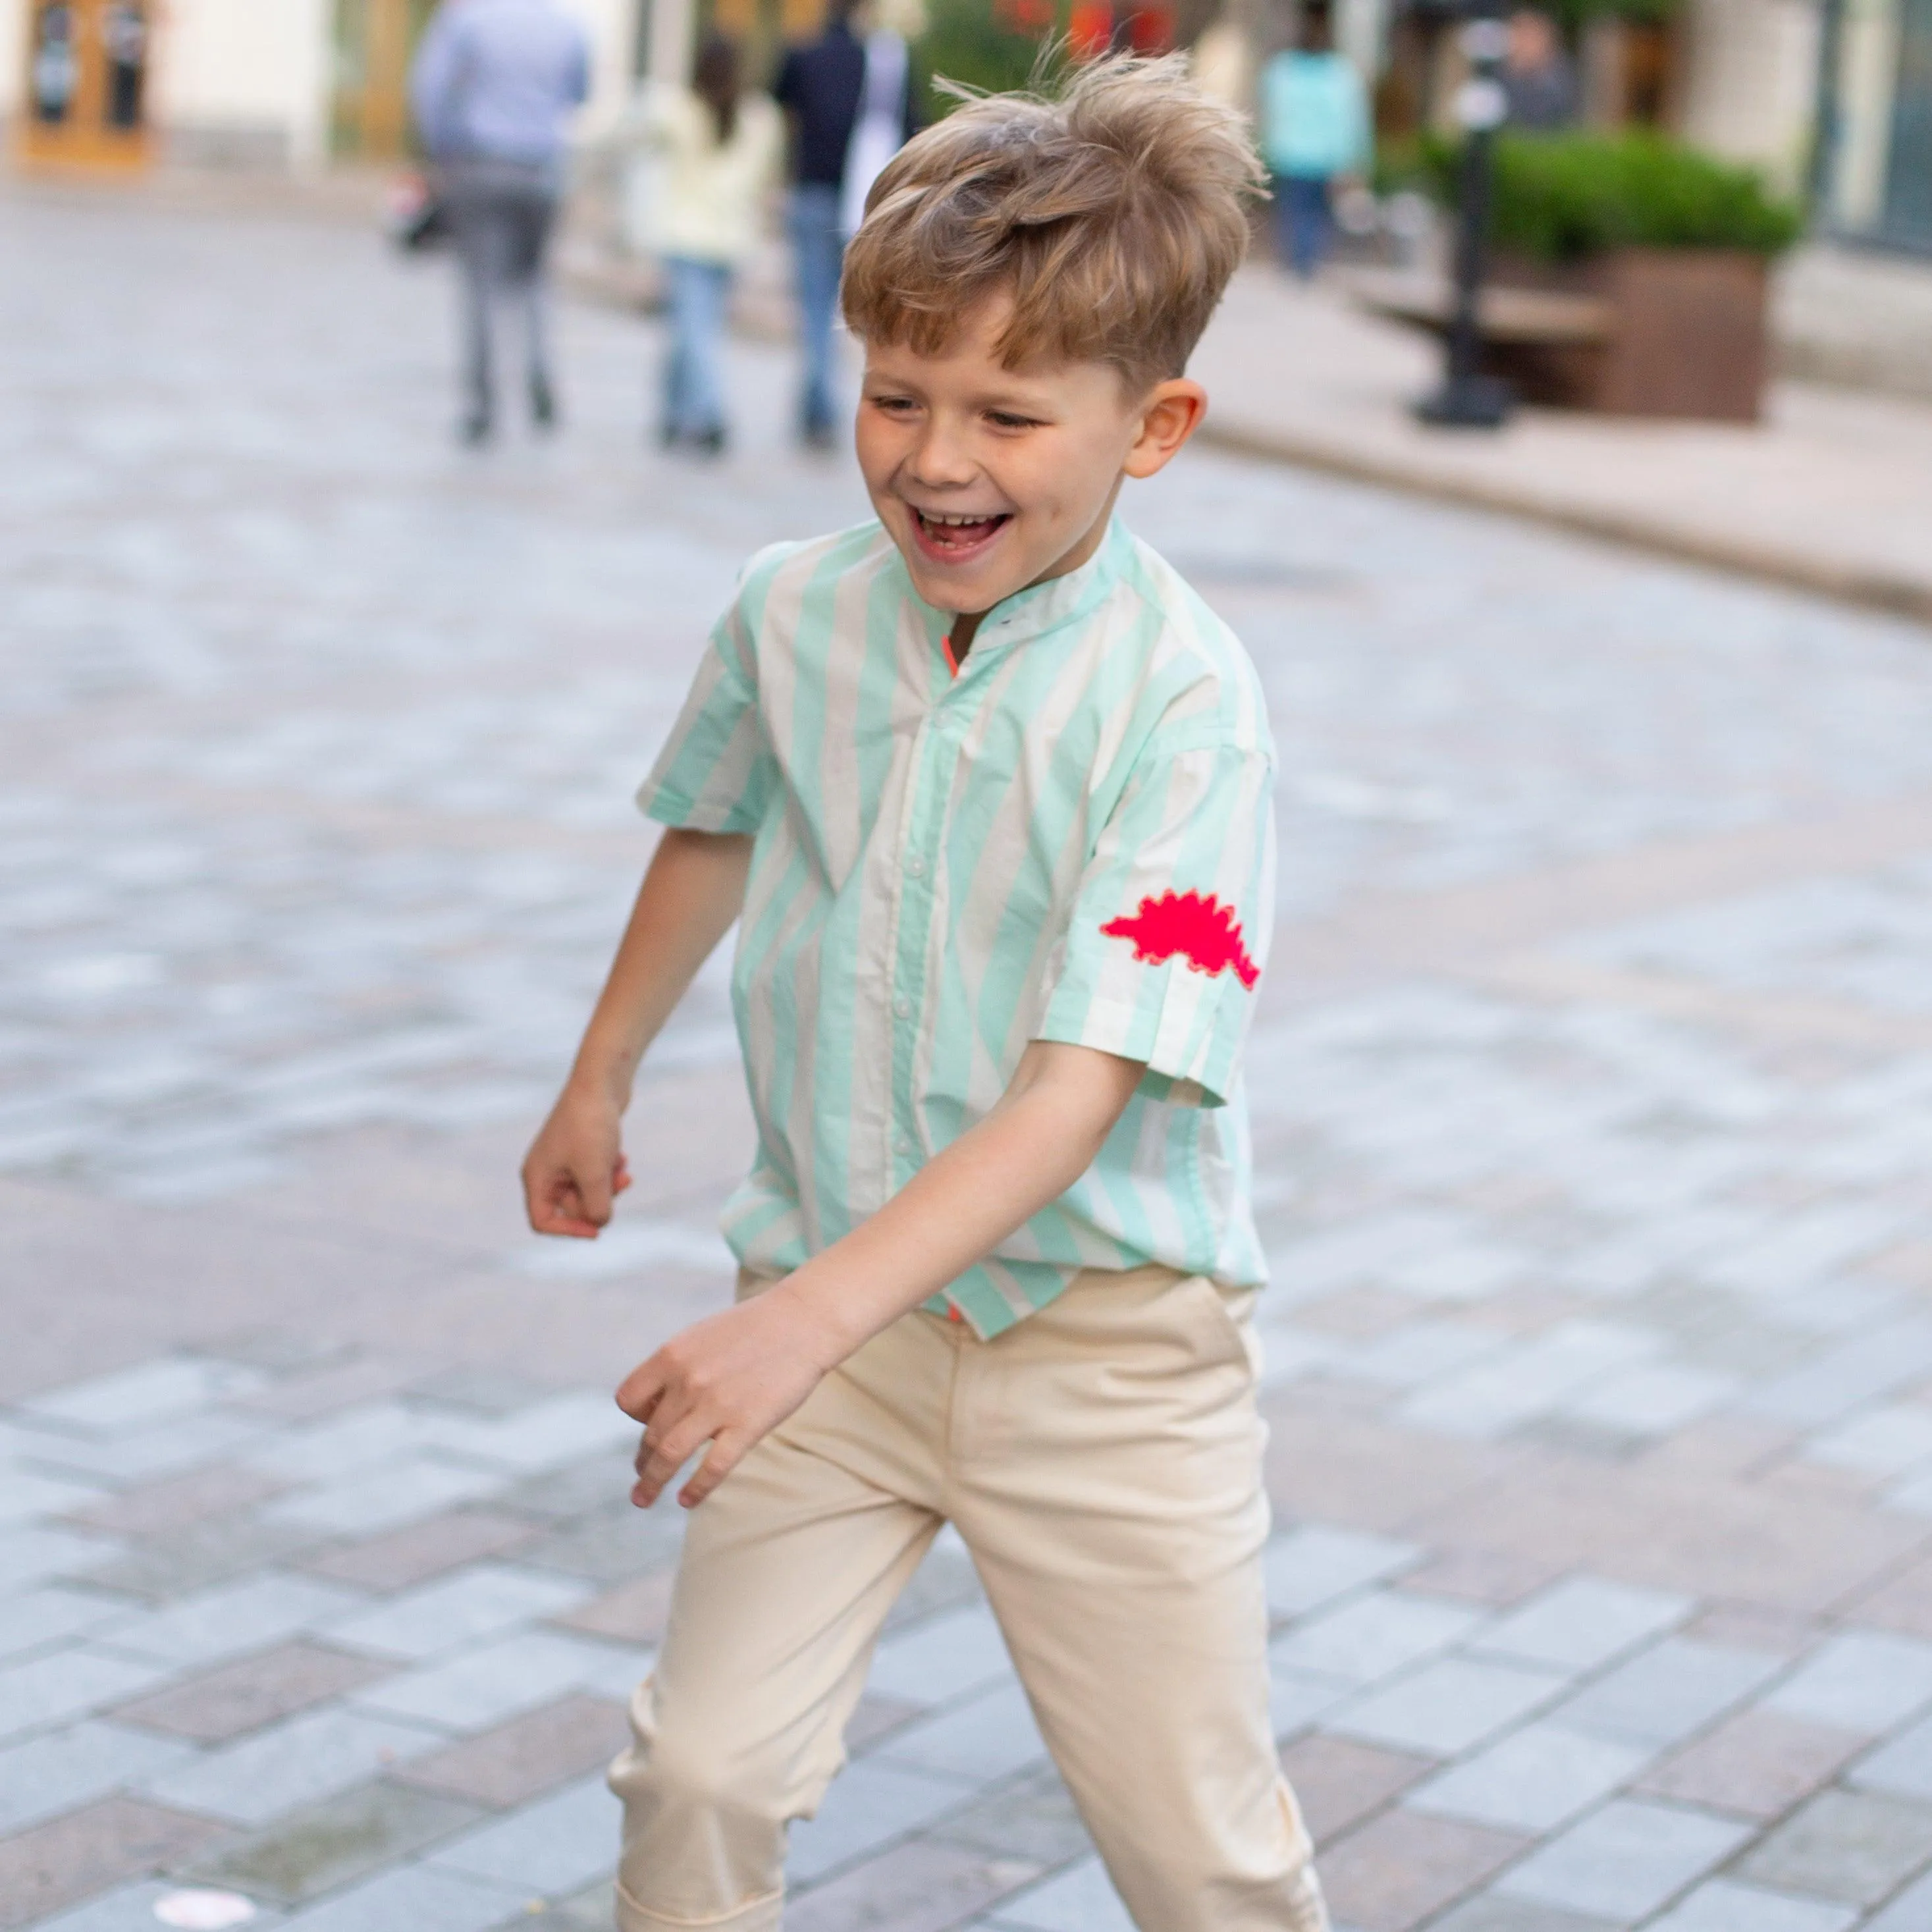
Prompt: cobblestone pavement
<box><xmin>5</xmin><ymin>184</ymin><xmax>1932</xmax><ymax>1932</ymax></box>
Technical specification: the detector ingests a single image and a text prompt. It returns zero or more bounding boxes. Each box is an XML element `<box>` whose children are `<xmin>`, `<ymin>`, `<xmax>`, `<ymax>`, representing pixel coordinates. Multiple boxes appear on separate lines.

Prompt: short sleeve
<box><xmin>1035</xmin><ymin>738</ymin><xmax>1275</xmax><ymax>1108</ymax></box>
<box><xmin>636</xmin><ymin>597</ymin><xmax>778</xmax><ymax>835</ymax></box>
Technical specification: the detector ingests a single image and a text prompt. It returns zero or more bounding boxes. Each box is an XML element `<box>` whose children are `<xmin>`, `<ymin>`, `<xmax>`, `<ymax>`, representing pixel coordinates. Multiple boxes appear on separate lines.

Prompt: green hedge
<box><xmin>916</xmin><ymin>0</ymin><xmax>1060</xmax><ymax>118</ymax></box>
<box><xmin>1412</xmin><ymin>131</ymin><xmax>1802</xmax><ymax>259</ymax></box>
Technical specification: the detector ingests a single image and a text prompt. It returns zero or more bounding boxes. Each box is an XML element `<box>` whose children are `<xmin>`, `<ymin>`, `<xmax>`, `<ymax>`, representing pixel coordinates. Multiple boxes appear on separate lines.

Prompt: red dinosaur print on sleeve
<box><xmin>1100</xmin><ymin>890</ymin><xmax>1260</xmax><ymax>989</ymax></box>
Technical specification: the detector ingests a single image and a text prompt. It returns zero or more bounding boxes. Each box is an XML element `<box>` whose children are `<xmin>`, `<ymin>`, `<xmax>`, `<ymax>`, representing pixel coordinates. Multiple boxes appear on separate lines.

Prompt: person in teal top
<box><xmin>1259</xmin><ymin>0</ymin><xmax>1370</xmax><ymax>277</ymax></box>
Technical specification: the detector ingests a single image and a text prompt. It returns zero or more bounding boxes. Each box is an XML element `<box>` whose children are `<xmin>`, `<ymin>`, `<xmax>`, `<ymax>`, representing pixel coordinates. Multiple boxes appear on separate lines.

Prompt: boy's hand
<box><xmin>617</xmin><ymin>1291</ymin><xmax>835</xmax><ymax>1509</ymax></box>
<box><xmin>522</xmin><ymin>1085</ymin><xmax>633</xmax><ymax>1239</ymax></box>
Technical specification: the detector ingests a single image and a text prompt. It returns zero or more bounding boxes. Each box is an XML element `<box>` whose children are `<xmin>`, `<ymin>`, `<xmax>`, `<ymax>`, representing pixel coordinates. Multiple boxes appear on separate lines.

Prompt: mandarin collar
<box><xmin>898</xmin><ymin>515</ymin><xmax>1130</xmax><ymax>661</ymax></box>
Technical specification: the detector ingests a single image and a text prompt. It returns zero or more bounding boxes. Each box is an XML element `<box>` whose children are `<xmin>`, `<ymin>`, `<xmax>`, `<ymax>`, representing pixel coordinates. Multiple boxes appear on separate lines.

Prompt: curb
<box><xmin>1198</xmin><ymin>418</ymin><xmax>1932</xmax><ymax>628</ymax></box>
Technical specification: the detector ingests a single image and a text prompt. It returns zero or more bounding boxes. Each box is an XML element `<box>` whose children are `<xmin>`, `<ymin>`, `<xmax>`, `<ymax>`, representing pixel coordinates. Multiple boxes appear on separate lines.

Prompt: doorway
<box><xmin>16</xmin><ymin>0</ymin><xmax>153</xmax><ymax>169</ymax></box>
<box><xmin>332</xmin><ymin>0</ymin><xmax>439</xmax><ymax>159</ymax></box>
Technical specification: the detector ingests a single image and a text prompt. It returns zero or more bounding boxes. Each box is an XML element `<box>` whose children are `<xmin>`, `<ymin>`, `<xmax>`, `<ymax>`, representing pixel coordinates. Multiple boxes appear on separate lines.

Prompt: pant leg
<box><xmin>445</xmin><ymin>185</ymin><xmax>503</xmax><ymax>421</ymax></box>
<box><xmin>789</xmin><ymin>183</ymin><xmax>844</xmax><ymax>433</ymax></box>
<box><xmin>506</xmin><ymin>186</ymin><xmax>560</xmax><ymax>398</ymax></box>
<box><xmin>683</xmin><ymin>261</ymin><xmax>733</xmax><ymax>436</ymax></box>
<box><xmin>950</xmin><ymin>1267</ymin><xmax>1324</xmax><ymax>1932</ymax></box>
<box><xmin>609</xmin><ymin>1303</ymin><xmax>953</xmax><ymax>1932</ymax></box>
<box><xmin>1289</xmin><ymin>176</ymin><xmax>1334</xmax><ymax>279</ymax></box>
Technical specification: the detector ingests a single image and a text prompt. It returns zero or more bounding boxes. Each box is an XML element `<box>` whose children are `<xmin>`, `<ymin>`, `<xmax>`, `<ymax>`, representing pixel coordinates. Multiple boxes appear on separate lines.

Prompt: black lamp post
<box><xmin>1416</xmin><ymin>0</ymin><xmax>1515</xmax><ymax>428</ymax></box>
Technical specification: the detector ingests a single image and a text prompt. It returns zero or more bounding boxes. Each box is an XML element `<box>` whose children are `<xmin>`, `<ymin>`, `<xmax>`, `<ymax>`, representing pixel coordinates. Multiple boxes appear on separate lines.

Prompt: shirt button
<box><xmin>893</xmin><ymin>995</ymin><xmax>912</xmax><ymax>1019</ymax></box>
<box><xmin>907</xmin><ymin>855</ymin><xmax>926</xmax><ymax>878</ymax></box>
<box><xmin>894</xmin><ymin>1135</ymin><xmax>913</xmax><ymax>1155</ymax></box>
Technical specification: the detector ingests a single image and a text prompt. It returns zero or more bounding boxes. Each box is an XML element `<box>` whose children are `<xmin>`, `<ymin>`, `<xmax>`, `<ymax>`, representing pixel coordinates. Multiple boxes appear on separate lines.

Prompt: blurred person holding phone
<box><xmin>1502</xmin><ymin>7</ymin><xmax>1578</xmax><ymax>130</ymax></box>
<box><xmin>411</xmin><ymin>0</ymin><xmax>591</xmax><ymax>445</ymax></box>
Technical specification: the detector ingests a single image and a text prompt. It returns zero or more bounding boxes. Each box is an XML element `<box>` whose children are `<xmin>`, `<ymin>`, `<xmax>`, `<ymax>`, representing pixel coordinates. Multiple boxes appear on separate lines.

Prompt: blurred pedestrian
<box><xmin>629</xmin><ymin>34</ymin><xmax>781</xmax><ymax>456</ymax></box>
<box><xmin>774</xmin><ymin>0</ymin><xmax>917</xmax><ymax>448</ymax></box>
<box><xmin>410</xmin><ymin>0</ymin><xmax>591</xmax><ymax>445</ymax></box>
<box><xmin>1260</xmin><ymin>0</ymin><xmax>1370</xmax><ymax>280</ymax></box>
<box><xmin>1502</xmin><ymin>7</ymin><xmax>1578</xmax><ymax>130</ymax></box>
<box><xmin>840</xmin><ymin>0</ymin><xmax>923</xmax><ymax>240</ymax></box>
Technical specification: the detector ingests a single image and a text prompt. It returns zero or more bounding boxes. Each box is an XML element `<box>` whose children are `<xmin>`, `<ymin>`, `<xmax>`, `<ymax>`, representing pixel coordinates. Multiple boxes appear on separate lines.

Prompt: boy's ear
<box><xmin>1122</xmin><ymin>379</ymin><xmax>1208</xmax><ymax>480</ymax></box>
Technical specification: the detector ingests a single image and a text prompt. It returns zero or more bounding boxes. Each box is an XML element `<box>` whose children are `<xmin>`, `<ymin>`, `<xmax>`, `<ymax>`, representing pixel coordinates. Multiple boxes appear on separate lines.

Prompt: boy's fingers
<box><xmin>615</xmin><ymin>1358</ymin><xmax>668</xmax><ymax>1422</ymax></box>
<box><xmin>679</xmin><ymin>1432</ymin><xmax>745</xmax><ymax>1508</ymax></box>
<box><xmin>636</xmin><ymin>1414</ymin><xmax>709</xmax><ymax>1494</ymax></box>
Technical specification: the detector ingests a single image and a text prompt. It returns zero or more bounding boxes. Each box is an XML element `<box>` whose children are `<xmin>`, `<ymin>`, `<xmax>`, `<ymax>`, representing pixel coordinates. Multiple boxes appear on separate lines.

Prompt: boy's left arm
<box><xmin>618</xmin><ymin>1039</ymin><xmax>1143</xmax><ymax>1509</ymax></box>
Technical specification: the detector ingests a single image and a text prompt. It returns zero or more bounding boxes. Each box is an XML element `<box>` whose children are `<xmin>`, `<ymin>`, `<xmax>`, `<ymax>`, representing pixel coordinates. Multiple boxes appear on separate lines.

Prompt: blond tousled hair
<box><xmin>840</xmin><ymin>55</ymin><xmax>1265</xmax><ymax>393</ymax></box>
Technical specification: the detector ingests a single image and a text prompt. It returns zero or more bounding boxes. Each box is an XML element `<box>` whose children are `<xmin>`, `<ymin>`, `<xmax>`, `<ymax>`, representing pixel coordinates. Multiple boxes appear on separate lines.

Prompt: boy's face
<box><xmin>855</xmin><ymin>297</ymin><xmax>1204</xmax><ymax>624</ymax></box>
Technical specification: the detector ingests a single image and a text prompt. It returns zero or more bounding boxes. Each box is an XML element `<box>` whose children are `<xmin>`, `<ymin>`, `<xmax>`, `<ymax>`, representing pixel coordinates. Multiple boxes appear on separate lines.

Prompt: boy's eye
<box><xmin>986</xmin><ymin>412</ymin><xmax>1039</xmax><ymax>431</ymax></box>
<box><xmin>870</xmin><ymin>394</ymin><xmax>918</xmax><ymax>414</ymax></box>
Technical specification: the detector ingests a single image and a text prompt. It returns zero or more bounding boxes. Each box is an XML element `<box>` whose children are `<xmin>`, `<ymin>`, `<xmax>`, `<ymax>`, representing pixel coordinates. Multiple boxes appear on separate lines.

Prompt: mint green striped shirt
<box><xmin>638</xmin><ymin>516</ymin><xmax>1275</xmax><ymax>1337</ymax></box>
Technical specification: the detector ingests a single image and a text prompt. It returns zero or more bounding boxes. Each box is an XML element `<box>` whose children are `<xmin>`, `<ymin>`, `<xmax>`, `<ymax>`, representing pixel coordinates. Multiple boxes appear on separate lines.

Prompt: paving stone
<box><xmin>867</xmin><ymin>1603</ymin><xmax>1017</xmax><ymax>1707</ymax></box>
<box><xmin>0</xmin><ymin>1525</ymin><xmax>121</xmax><ymax>1593</ymax></box>
<box><xmin>1635</xmin><ymin>1709</ymin><xmax>1865</xmax><ymax>1819</ymax></box>
<box><xmin>1423</xmin><ymin>1896</ymin><xmax>1617</xmax><ymax>1932</ymax></box>
<box><xmin>1864</xmin><ymin>1865</ymin><xmax>1932</xmax><ymax>1931</ymax></box>
<box><xmin>789</xmin><ymin>1838</ymin><xmax>1040</xmax><ymax>1932</ymax></box>
<box><xmin>0</xmin><ymin>1795</ymin><xmax>228</xmax><ymax>1931</ymax></box>
<box><xmin>109</xmin><ymin>1639</ymin><xmax>394</xmax><ymax>1742</ymax></box>
<box><xmin>392</xmin><ymin>1693</ymin><xmax>630</xmax><ymax>1808</ymax></box>
<box><xmin>18</xmin><ymin>1360</ymin><xmax>263</xmax><ymax>1436</ymax></box>
<box><xmin>788</xmin><ymin>1757</ymin><xmax>980</xmax><ymax>1884</ymax></box>
<box><xmin>1325</xmin><ymin>1656</ymin><xmax>1566</xmax><ymax>1758</ymax></box>
<box><xmin>408</xmin><ymin>1367</ymin><xmax>558</xmax><ymax>1417</ymax></box>
<box><xmin>1277</xmin><ymin>1734</ymin><xmax>1434</xmax><ymax>1846</ymax></box>
<box><xmin>276</xmin><ymin>1862</ymin><xmax>525</xmax><ymax>1931</ymax></box>
<box><xmin>1270</xmin><ymin>1663</ymin><xmax>1359</xmax><ymax>1741</ymax></box>
<box><xmin>350</xmin><ymin>1626</ymin><xmax>648</xmax><ymax>1732</ymax></box>
<box><xmin>987</xmin><ymin>1854</ymin><xmax>1135</xmax><ymax>1932</ymax></box>
<box><xmin>1850</xmin><ymin>1708</ymin><xmax>1932</xmax><ymax>1801</ymax></box>
<box><xmin>1318</xmin><ymin>1808</ymin><xmax>1527</xmax><ymax>1932</ymax></box>
<box><xmin>929</xmin><ymin>1766</ymin><xmax>1094</xmax><ymax>1868</ymax></box>
<box><xmin>1399</xmin><ymin>1549</ymin><xmax>1564</xmax><ymax>1609</ymax></box>
<box><xmin>1845</xmin><ymin>1551</ymin><xmax>1932</xmax><ymax>1645</ymax></box>
<box><xmin>0</xmin><ymin>1584</ymin><xmax>128</xmax><ymax>1663</ymax></box>
<box><xmin>1645</xmin><ymin>1877</ymin><xmax>1859</xmax><ymax>1932</ymax></box>
<box><xmin>512</xmin><ymin>1881</ymin><xmax>616</xmax><ymax>1932</ymax></box>
<box><xmin>1497</xmin><ymin>1800</ymin><xmax>1754</xmax><ymax>1921</ymax></box>
<box><xmin>425</xmin><ymin>1770</ymin><xmax>619</xmax><ymax>1896</ymax></box>
<box><xmin>1466</xmin><ymin>1576</ymin><xmax>1690</xmax><ymax>1675</ymax></box>
<box><xmin>1263</xmin><ymin>1526</ymin><xmax>1422</xmax><ymax>1621</ymax></box>
<box><xmin>295</xmin><ymin>1509</ymin><xmax>540</xmax><ymax>1593</ymax></box>
<box><xmin>514</xmin><ymin>1502</ymin><xmax>682</xmax><ymax>1584</ymax></box>
<box><xmin>883</xmin><ymin>1534</ymin><xmax>988</xmax><ymax>1635</ymax></box>
<box><xmin>20</xmin><ymin>1415</ymin><xmax>273</xmax><ymax>1486</ymax></box>
<box><xmin>28</xmin><ymin>1881</ymin><xmax>288</xmax><ymax>1932</ymax></box>
<box><xmin>1270</xmin><ymin>1592</ymin><xmax>1482</xmax><ymax>1688</ymax></box>
<box><xmin>0</xmin><ymin>1645</ymin><xmax>169</xmax><ymax>1745</ymax></box>
<box><xmin>97</xmin><ymin>1574</ymin><xmax>365</xmax><ymax>1670</ymax></box>
<box><xmin>1407</xmin><ymin>1722</ymin><xmax>1653</xmax><ymax>1834</ymax></box>
<box><xmin>1763</xmin><ymin>1630</ymin><xmax>1932</xmax><ymax>1734</ymax></box>
<box><xmin>140</xmin><ymin>1702</ymin><xmax>449</xmax><ymax>1825</ymax></box>
<box><xmin>182</xmin><ymin>1779</ymin><xmax>485</xmax><ymax>1906</ymax></box>
<box><xmin>547</xmin><ymin>1565</ymin><xmax>676</xmax><ymax>1646</ymax></box>
<box><xmin>1804</xmin><ymin>1406</ymin><xmax>1932</xmax><ymax>1479</ymax></box>
<box><xmin>320</xmin><ymin>1561</ymin><xmax>592</xmax><ymax>1661</ymax></box>
<box><xmin>0</xmin><ymin>1720</ymin><xmax>196</xmax><ymax>1834</ymax></box>
<box><xmin>414</xmin><ymin>1393</ymin><xmax>637</xmax><ymax>1474</ymax></box>
<box><xmin>261</xmin><ymin>1455</ymin><xmax>506</xmax><ymax>1537</ymax></box>
<box><xmin>1734</xmin><ymin>1787</ymin><xmax>1932</xmax><ymax>1906</ymax></box>
<box><xmin>1553</xmin><ymin>1640</ymin><xmax>1784</xmax><ymax>1749</ymax></box>
<box><xmin>63</xmin><ymin>1463</ymin><xmax>290</xmax><ymax>1540</ymax></box>
<box><xmin>848</xmin><ymin>1692</ymin><xmax>926</xmax><ymax>1754</ymax></box>
<box><xmin>876</xmin><ymin>1682</ymin><xmax>1048</xmax><ymax>1785</ymax></box>
<box><xmin>79</xmin><ymin>1518</ymin><xmax>329</xmax><ymax>1604</ymax></box>
<box><xmin>0</xmin><ymin>1466</ymin><xmax>109</xmax><ymax>1528</ymax></box>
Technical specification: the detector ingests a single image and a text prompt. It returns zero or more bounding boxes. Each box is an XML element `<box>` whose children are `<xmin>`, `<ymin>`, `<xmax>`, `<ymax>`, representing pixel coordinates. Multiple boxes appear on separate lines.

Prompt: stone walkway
<box><xmin>5</xmin><ymin>181</ymin><xmax>1932</xmax><ymax>1932</ymax></box>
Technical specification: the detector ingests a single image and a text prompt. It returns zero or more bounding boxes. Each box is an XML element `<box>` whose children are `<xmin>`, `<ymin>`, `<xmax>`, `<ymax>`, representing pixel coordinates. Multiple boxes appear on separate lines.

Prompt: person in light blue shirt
<box><xmin>410</xmin><ymin>0</ymin><xmax>591</xmax><ymax>442</ymax></box>
<box><xmin>1259</xmin><ymin>0</ymin><xmax>1369</xmax><ymax>278</ymax></box>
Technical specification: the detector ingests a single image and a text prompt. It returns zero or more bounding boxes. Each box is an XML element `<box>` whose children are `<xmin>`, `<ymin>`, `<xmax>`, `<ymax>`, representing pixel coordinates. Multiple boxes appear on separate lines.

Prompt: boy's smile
<box><xmin>855</xmin><ymin>298</ymin><xmax>1206</xmax><ymax>645</ymax></box>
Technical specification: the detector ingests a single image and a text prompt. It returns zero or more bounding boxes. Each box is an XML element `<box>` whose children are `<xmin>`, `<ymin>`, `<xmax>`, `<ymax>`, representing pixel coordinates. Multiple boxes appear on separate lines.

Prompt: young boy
<box><xmin>522</xmin><ymin>56</ymin><xmax>1328</xmax><ymax>1932</ymax></box>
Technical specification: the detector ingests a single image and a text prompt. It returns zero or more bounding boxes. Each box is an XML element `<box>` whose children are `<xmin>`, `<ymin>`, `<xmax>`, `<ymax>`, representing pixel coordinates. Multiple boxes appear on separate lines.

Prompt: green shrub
<box><xmin>916</xmin><ymin>0</ymin><xmax>1061</xmax><ymax>119</ymax></box>
<box><xmin>1414</xmin><ymin>130</ymin><xmax>1802</xmax><ymax>259</ymax></box>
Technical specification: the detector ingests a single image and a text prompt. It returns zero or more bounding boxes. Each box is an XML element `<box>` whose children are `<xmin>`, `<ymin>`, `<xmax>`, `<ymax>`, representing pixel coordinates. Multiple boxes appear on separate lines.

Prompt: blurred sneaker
<box><xmin>531</xmin><ymin>375</ymin><xmax>557</xmax><ymax>430</ymax></box>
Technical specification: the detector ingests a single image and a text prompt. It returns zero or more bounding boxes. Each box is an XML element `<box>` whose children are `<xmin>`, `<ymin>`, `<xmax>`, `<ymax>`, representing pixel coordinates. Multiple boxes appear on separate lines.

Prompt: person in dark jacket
<box><xmin>411</xmin><ymin>0</ymin><xmax>591</xmax><ymax>444</ymax></box>
<box><xmin>773</xmin><ymin>0</ymin><xmax>916</xmax><ymax>447</ymax></box>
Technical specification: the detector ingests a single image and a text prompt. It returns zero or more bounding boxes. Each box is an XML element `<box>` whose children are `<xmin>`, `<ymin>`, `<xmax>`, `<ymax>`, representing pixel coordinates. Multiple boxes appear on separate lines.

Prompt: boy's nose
<box><xmin>905</xmin><ymin>423</ymin><xmax>979</xmax><ymax>489</ymax></box>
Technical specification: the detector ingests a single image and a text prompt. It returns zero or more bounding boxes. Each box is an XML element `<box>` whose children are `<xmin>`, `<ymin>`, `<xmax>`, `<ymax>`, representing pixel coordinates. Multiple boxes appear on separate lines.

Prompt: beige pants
<box><xmin>608</xmin><ymin>1264</ymin><xmax>1322</xmax><ymax>1931</ymax></box>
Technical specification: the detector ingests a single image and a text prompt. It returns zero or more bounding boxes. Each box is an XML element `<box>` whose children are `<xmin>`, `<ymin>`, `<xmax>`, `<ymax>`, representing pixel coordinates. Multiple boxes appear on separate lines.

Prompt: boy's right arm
<box><xmin>522</xmin><ymin>827</ymin><xmax>752</xmax><ymax>1239</ymax></box>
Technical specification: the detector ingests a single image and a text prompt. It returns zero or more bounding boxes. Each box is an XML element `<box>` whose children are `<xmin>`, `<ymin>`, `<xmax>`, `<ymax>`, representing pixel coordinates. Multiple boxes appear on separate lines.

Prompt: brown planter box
<box><xmin>1486</xmin><ymin>248</ymin><xmax>1771</xmax><ymax>423</ymax></box>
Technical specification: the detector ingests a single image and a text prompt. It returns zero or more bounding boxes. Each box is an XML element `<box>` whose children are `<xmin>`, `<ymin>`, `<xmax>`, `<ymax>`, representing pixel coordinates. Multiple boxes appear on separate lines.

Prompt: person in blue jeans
<box><xmin>1260</xmin><ymin>0</ymin><xmax>1369</xmax><ymax>279</ymax></box>
<box><xmin>631</xmin><ymin>34</ymin><xmax>780</xmax><ymax>454</ymax></box>
<box><xmin>774</xmin><ymin>0</ymin><xmax>916</xmax><ymax>448</ymax></box>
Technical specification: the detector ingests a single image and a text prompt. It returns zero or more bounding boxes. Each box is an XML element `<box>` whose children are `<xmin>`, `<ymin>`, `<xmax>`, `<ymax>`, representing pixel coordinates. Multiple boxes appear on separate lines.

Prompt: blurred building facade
<box><xmin>1</xmin><ymin>0</ymin><xmax>640</xmax><ymax>169</ymax></box>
